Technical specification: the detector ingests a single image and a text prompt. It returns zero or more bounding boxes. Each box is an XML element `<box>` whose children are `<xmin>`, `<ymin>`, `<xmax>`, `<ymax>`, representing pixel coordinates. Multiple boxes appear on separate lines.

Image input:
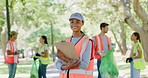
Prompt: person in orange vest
<box><xmin>56</xmin><ymin>12</ymin><xmax>94</xmax><ymax>78</ymax></box>
<box><xmin>93</xmin><ymin>23</ymin><xmax>111</xmax><ymax>78</ymax></box>
<box><xmin>5</xmin><ymin>31</ymin><xmax>19</xmax><ymax>78</ymax></box>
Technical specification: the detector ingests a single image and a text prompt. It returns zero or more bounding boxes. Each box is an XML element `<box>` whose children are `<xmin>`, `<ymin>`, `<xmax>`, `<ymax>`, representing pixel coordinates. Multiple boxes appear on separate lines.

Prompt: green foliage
<box><xmin>0</xmin><ymin>0</ymin><xmax>147</xmax><ymax>53</ymax></box>
<box><xmin>0</xmin><ymin>0</ymin><xmax>5</xmax><ymax>27</ymax></box>
<box><xmin>26</xmin><ymin>25</ymin><xmax>65</xmax><ymax>48</ymax></box>
<box><xmin>20</xmin><ymin>49</ymin><xmax>24</xmax><ymax>54</ymax></box>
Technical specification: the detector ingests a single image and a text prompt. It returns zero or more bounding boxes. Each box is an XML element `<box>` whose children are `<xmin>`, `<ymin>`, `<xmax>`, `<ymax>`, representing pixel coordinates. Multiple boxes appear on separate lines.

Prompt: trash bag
<box><xmin>100</xmin><ymin>48</ymin><xmax>119</xmax><ymax>78</ymax></box>
<box><xmin>30</xmin><ymin>60</ymin><xmax>38</xmax><ymax>78</ymax></box>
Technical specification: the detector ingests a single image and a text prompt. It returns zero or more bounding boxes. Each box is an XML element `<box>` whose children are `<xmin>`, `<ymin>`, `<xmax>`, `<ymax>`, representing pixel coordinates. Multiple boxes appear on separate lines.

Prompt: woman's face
<box><xmin>39</xmin><ymin>37</ymin><xmax>44</xmax><ymax>43</ymax></box>
<box><xmin>131</xmin><ymin>34</ymin><xmax>136</xmax><ymax>41</ymax></box>
<box><xmin>70</xmin><ymin>18</ymin><xmax>83</xmax><ymax>32</ymax></box>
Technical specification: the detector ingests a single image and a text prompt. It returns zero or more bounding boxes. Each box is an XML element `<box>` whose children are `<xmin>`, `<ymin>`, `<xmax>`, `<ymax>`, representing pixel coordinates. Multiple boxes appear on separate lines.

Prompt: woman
<box><xmin>126</xmin><ymin>32</ymin><xmax>145</xmax><ymax>78</ymax></box>
<box><xmin>56</xmin><ymin>12</ymin><xmax>94</xmax><ymax>78</ymax></box>
<box><xmin>34</xmin><ymin>36</ymin><xmax>50</xmax><ymax>78</ymax></box>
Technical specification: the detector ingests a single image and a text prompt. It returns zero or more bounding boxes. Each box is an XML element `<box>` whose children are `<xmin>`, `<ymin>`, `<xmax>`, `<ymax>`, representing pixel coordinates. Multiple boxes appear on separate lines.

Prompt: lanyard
<box><xmin>70</xmin><ymin>34</ymin><xmax>84</xmax><ymax>46</ymax></box>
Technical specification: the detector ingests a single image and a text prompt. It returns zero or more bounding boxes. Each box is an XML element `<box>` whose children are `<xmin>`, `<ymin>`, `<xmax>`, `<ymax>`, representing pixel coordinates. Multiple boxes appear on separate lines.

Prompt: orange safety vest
<box><xmin>94</xmin><ymin>34</ymin><xmax>111</xmax><ymax>60</ymax></box>
<box><xmin>59</xmin><ymin>36</ymin><xmax>94</xmax><ymax>78</ymax></box>
<box><xmin>5</xmin><ymin>40</ymin><xmax>19</xmax><ymax>64</ymax></box>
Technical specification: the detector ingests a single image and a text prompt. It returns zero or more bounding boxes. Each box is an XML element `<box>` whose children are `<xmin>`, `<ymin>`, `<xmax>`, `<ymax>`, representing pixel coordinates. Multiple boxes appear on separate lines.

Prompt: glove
<box><xmin>33</xmin><ymin>57</ymin><xmax>38</xmax><ymax>61</ymax></box>
<box><xmin>126</xmin><ymin>57</ymin><xmax>133</xmax><ymax>63</ymax></box>
<box><xmin>36</xmin><ymin>53</ymin><xmax>41</xmax><ymax>56</ymax></box>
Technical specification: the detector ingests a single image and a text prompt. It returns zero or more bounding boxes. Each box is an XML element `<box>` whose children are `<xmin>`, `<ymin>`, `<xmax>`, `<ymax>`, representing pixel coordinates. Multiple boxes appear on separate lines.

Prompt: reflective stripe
<box><xmin>80</xmin><ymin>37</ymin><xmax>89</xmax><ymax>61</ymax></box>
<box><xmin>134</xmin><ymin>58</ymin><xmax>145</xmax><ymax>62</ymax></box>
<box><xmin>6</xmin><ymin>55</ymin><xmax>13</xmax><ymax>57</ymax></box>
<box><xmin>96</xmin><ymin>36</ymin><xmax>101</xmax><ymax>51</ymax></box>
<box><xmin>61</xmin><ymin>69</ymin><xmax>93</xmax><ymax>75</ymax></box>
<box><xmin>41</xmin><ymin>59</ymin><xmax>49</xmax><ymax>63</ymax></box>
<box><xmin>40</xmin><ymin>57</ymin><xmax>49</xmax><ymax>64</ymax></box>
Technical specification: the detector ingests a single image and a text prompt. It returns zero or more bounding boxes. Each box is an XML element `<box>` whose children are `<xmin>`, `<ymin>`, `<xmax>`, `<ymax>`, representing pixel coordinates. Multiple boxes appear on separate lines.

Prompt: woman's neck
<box><xmin>41</xmin><ymin>43</ymin><xmax>44</xmax><ymax>47</ymax></box>
<box><xmin>133</xmin><ymin>40</ymin><xmax>138</xmax><ymax>43</ymax></box>
<box><xmin>72</xmin><ymin>32</ymin><xmax>83</xmax><ymax>38</ymax></box>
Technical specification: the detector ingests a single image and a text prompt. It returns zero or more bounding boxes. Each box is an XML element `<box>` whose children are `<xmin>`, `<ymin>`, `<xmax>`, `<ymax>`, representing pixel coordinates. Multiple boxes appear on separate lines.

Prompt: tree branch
<box><xmin>111</xmin><ymin>29</ymin><xmax>124</xmax><ymax>54</ymax></box>
<box><xmin>123</xmin><ymin>6</ymin><xmax>144</xmax><ymax>34</ymax></box>
<box><xmin>133</xmin><ymin>0</ymin><xmax>148</xmax><ymax>24</ymax></box>
<box><xmin>125</xmin><ymin>16</ymin><xmax>142</xmax><ymax>32</ymax></box>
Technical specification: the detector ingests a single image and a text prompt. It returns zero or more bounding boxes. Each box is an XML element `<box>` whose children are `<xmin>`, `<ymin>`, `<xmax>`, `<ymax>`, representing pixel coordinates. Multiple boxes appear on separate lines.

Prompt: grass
<box><xmin>0</xmin><ymin>58</ymin><xmax>52</xmax><ymax>74</ymax></box>
<box><xmin>114</xmin><ymin>52</ymin><xmax>148</xmax><ymax>78</ymax></box>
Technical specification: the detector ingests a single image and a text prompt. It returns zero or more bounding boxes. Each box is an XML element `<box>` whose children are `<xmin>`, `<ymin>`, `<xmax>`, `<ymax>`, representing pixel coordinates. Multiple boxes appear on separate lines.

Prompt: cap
<box><xmin>10</xmin><ymin>31</ymin><xmax>18</xmax><ymax>35</ymax></box>
<box><xmin>69</xmin><ymin>12</ymin><xmax>84</xmax><ymax>21</ymax></box>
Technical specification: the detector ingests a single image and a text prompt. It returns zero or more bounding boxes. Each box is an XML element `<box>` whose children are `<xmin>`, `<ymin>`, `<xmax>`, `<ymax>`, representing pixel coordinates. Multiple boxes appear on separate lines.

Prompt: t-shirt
<box><xmin>102</xmin><ymin>35</ymin><xmax>108</xmax><ymax>53</ymax></box>
<box><xmin>38</xmin><ymin>45</ymin><xmax>48</xmax><ymax>54</ymax></box>
<box><xmin>6</xmin><ymin>42</ymin><xmax>17</xmax><ymax>52</ymax></box>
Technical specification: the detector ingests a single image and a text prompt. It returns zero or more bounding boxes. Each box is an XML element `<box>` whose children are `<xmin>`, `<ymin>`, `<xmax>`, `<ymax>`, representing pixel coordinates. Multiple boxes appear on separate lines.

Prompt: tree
<box><xmin>121</xmin><ymin>0</ymin><xmax>148</xmax><ymax>61</ymax></box>
<box><xmin>0</xmin><ymin>0</ymin><xmax>68</xmax><ymax>62</ymax></box>
<box><xmin>78</xmin><ymin>0</ymin><xmax>129</xmax><ymax>55</ymax></box>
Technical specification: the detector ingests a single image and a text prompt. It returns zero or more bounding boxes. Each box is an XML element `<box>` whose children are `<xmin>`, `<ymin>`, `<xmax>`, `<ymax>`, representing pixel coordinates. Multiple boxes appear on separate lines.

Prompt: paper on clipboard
<box><xmin>55</xmin><ymin>42</ymin><xmax>79</xmax><ymax>60</ymax></box>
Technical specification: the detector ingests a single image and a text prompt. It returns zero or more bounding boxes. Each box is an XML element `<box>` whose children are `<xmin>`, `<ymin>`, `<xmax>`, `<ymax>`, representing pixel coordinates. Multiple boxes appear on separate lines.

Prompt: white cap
<box><xmin>69</xmin><ymin>12</ymin><xmax>84</xmax><ymax>21</ymax></box>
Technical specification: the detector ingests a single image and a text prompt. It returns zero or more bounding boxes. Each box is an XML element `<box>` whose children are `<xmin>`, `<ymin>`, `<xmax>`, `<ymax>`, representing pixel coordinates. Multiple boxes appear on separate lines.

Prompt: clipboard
<box><xmin>54</xmin><ymin>42</ymin><xmax>79</xmax><ymax>60</ymax></box>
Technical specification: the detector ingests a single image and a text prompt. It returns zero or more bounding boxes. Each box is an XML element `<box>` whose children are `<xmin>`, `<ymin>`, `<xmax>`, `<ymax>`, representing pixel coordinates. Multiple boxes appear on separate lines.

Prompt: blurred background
<box><xmin>0</xmin><ymin>0</ymin><xmax>148</xmax><ymax>78</ymax></box>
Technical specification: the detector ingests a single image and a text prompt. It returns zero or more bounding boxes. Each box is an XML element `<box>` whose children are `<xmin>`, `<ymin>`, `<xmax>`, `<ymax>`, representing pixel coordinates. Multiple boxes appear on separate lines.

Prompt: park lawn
<box><xmin>0</xmin><ymin>58</ymin><xmax>52</xmax><ymax>74</ymax></box>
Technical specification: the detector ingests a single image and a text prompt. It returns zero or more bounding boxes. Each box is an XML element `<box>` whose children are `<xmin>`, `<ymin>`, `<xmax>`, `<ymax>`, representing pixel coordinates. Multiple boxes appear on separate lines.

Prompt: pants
<box><xmin>8</xmin><ymin>63</ymin><xmax>17</xmax><ymax>78</ymax></box>
<box><xmin>130</xmin><ymin>61</ymin><xmax>140</xmax><ymax>78</ymax></box>
<box><xmin>38</xmin><ymin>63</ymin><xmax>48</xmax><ymax>78</ymax></box>
<box><xmin>97</xmin><ymin>60</ymin><xmax>102</xmax><ymax>78</ymax></box>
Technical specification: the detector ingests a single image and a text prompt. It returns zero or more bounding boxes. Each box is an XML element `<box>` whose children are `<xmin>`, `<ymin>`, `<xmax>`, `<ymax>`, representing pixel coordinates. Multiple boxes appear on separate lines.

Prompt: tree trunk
<box><xmin>119</xmin><ymin>21</ymin><xmax>127</xmax><ymax>55</ymax></box>
<box><xmin>1</xmin><ymin>27</ymin><xmax>7</xmax><ymax>62</ymax></box>
<box><xmin>141</xmin><ymin>33</ymin><xmax>148</xmax><ymax>61</ymax></box>
<box><xmin>111</xmin><ymin>29</ymin><xmax>124</xmax><ymax>54</ymax></box>
<box><xmin>109</xmin><ymin>1</ymin><xmax>128</xmax><ymax>55</ymax></box>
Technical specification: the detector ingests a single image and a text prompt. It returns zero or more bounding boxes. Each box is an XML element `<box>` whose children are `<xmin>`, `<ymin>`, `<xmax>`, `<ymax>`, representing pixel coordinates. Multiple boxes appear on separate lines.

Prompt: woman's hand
<box><xmin>56</xmin><ymin>50</ymin><xmax>65</xmax><ymax>59</ymax></box>
<box><xmin>61</xmin><ymin>59</ymin><xmax>80</xmax><ymax>70</ymax></box>
<box><xmin>67</xmin><ymin>59</ymin><xmax>80</xmax><ymax>69</ymax></box>
<box><xmin>56</xmin><ymin>50</ymin><xmax>70</xmax><ymax>63</ymax></box>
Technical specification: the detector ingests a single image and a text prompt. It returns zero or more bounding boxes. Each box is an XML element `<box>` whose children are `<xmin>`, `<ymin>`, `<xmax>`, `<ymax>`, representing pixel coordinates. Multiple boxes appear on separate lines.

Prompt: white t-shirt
<box><xmin>6</xmin><ymin>41</ymin><xmax>18</xmax><ymax>63</ymax></box>
<box><xmin>38</xmin><ymin>45</ymin><xmax>48</xmax><ymax>54</ymax></box>
<box><xmin>6</xmin><ymin>42</ymin><xmax>17</xmax><ymax>52</ymax></box>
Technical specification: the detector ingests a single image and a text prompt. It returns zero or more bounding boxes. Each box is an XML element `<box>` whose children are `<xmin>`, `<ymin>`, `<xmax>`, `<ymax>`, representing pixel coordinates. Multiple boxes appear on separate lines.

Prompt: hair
<box><xmin>9</xmin><ymin>34</ymin><xmax>16</xmax><ymax>38</ymax></box>
<box><xmin>41</xmin><ymin>35</ymin><xmax>48</xmax><ymax>44</ymax></box>
<box><xmin>82</xmin><ymin>20</ymin><xmax>84</xmax><ymax>24</ymax></box>
<box><xmin>9</xmin><ymin>34</ymin><xmax>12</xmax><ymax>38</ymax></box>
<box><xmin>80</xmin><ymin>30</ymin><xmax>85</xmax><ymax>35</ymax></box>
<box><xmin>100</xmin><ymin>22</ymin><xmax>109</xmax><ymax>30</ymax></box>
<box><xmin>133</xmin><ymin>32</ymin><xmax>141</xmax><ymax>42</ymax></box>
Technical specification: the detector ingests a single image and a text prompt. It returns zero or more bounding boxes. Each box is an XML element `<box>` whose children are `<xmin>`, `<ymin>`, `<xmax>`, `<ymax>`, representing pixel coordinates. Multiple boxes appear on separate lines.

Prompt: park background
<box><xmin>0</xmin><ymin>0</ymin><xmax>148</xmax><ymax>78</ymax></box>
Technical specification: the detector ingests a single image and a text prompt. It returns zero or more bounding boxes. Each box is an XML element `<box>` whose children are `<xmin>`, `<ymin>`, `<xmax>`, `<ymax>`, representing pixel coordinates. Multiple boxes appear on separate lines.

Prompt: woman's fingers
<box><xmin>68</xmin><ymin>59</ymin><xmax>80</xmax><ymax>68</ymax></box>
<box><xmin>56</xmin><ymin>50</ymin><xmax>64</xmax><ymax>58</ymax></box>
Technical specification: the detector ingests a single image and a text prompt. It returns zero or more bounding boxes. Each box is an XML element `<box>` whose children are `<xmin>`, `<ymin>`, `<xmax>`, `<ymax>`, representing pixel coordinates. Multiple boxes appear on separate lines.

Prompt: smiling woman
<box><xmin>56</xmin><ymin>12</ymin><xmax>94</xmax><ymax>78</ymax></box>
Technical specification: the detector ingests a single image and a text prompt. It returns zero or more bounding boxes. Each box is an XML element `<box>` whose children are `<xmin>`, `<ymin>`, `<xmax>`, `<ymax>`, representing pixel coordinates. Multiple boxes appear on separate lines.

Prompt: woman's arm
<box><xmin>79</xmin><ymin>41</ymin><xmax>92</xmax><ymax>69</ymax></box>
<box><xmin>132</xmin><ymin>47</ymin><xmax>142</xmax><ymax>59</ymax></box>
<box><xmin>40</xmin><ymin>50</ymin><xmax>49</xmax><ymax>57</ymax></box>
<box><xmin>56</xmin><ymin>58</ymin><xmax>80</xmax><ymax>71</ymax></box>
